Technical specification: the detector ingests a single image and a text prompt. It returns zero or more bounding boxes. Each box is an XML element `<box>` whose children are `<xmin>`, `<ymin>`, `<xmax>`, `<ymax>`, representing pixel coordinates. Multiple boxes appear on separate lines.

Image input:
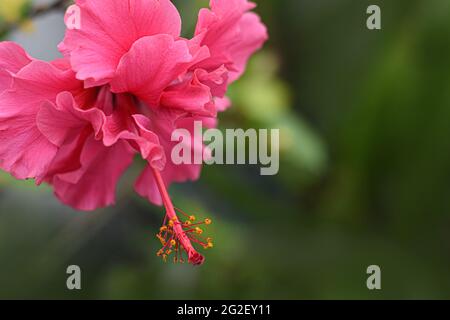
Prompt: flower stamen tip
<box><xmin>155</xmin><ymin>206</ymin><xmax>214</xmax><ymax>266</ymax></box>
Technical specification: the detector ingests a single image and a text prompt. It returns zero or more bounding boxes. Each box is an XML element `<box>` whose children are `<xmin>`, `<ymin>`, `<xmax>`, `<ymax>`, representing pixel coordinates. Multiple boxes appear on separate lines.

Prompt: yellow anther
<box><xmin>207</xmin><ymin>242</ymin><xmax>214</xmax><ymax>249</ymax></box>
<box><xmin>157</xmin><ymin>235</ymin><xmax>166</xmax><ymax>245</ymax></box>
<box><xmin>160</xmin><ymin>226</ymin><xmax>167</xmax><ymax>232</ymax></box>
<box><xmin>184</xmin><ymin>221</ymin><xmax>192</xmax><ymax>226</ymax></box>
<box><xmin>195</xmin><ymin>227</ymin><xmax>203</xmax><ymax>235</ymax></box>
<box><xmin>204</xmin><ymin>218</ymin><xmax>212</xmax><ymax>225</ymax></box>
<box><xmin>189</xmin><ymin>215</ymin><xmax>196</xmax><ymax>222</ymax></box>
<box><xmin>157</xmin><ymin>249</ymin><xmax>164</xmax><ymax>256</ymax></box>
<box><xmin>166</xmin><ymin>249</ymin><xmax>172</xmax><ymax>255</ymax></box>
<box><xmin>168</xmin><ymin>220</ymin><xmax>174</xmax><ymax>227</ymax></box>
<box><xmin>206</xmin><ymin>237</ymin><xmax>213</xmax><ymax>243</ymax></box>
<box><xmin>170</xmin><ymin>239</ymin><xmax>176</xmax><ymax>246</ymax></box>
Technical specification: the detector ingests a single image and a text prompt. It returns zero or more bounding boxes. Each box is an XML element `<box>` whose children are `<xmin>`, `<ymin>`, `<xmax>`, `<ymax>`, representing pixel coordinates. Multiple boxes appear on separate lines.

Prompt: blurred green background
<box><xmin>1</xmin><ymin>0</ymin><xmax>450</xmax><ymax>299</ymax></box>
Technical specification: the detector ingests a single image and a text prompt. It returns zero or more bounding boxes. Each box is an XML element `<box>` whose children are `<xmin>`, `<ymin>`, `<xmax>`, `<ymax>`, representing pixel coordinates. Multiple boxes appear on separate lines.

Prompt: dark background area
<box><xmin>0</xmin><ymin>0</ymin><xmax>449</xmax><ymax>299</ymax></box>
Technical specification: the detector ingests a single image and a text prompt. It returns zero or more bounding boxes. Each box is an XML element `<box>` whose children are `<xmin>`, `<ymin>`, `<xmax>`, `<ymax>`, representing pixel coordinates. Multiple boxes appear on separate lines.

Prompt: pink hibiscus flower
<box><xmin>0</xmin><ymin>0</ymin><xmax>267</xmax><ymax>265</ymax></box>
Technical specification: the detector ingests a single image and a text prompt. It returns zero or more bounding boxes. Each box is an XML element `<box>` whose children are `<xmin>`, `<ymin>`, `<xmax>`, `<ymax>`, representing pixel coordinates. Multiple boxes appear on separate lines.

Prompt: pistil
<box><xmin>152</xmin><ymin>167</ymin><xmax>212</xmax><ymax>265</ymax></box>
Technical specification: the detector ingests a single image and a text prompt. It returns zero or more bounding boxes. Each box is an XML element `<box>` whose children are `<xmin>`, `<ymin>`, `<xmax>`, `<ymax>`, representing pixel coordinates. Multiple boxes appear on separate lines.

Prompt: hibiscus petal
<box><xmin>194</xmin><ymin>0</ymin><xmax>268</xmax><ymax>82</ymax></box>
<box><xmin>100</xmin><ymin>95</ymin><xmax>165</xmax><ymax>170</ymax></box>
<box><xmin>53</xmin><ymin>137</ymin><xmax>134</xmax><ymax>211</ymax></box>
<box><xmin>197</xmin><ymin>65</ymin><xmax>229</xmax><ymax>98</ymax></box>
<box><xmin>59</xmin><ymin>0</ymin><xmax>182</xmax><ymax>86</ymax></box>
<box><xmin>134</xmin><ymin>111</ymin><xmax>207</xmax><ymax>205</ymax></box>
<box><xmin>38</xmin><ymin>128</ymin><xmax>91</xmax><ymax>186</ymax></box>
<box><xmin>159</xmin><ymin>69</ymin><xmax>214</xmax><ymax>116</ymax></box>
<box><xmin>228</xmin><ymin>12</ymin><xmax>268</xmax><ymax>82</ymax></box>
<box><xmin>0</xmin><ymin>115</ymin><xmax>58</xmax><ymax>180</ymax></box>
<box><xmin>135</xmin><ymin>162</ymin><xmax>202</xmax><ymax>206</ymax></box>
<box><xmin>0</xmin><ymin>60</ymin><xmax>82</xmax><ymax>118</ymax></box>
<box><xmin>215</xmin><ymin>96</ymin><xmax>231</xmax><ymax>112</ymax></box>
<box><xmin>132</xmin><ymin>114</ymin><xmax>166</xmax><ymax>170</ymax></box>
<box><xmin>37</xmin><ymin>91</ymin><xmax>105</xmax><ymax>147</ymax></box>
<box><xmin>134</xmin><ymin>165</ymin><xmax>164</xmax><ymax>205</ymax></box>
<box><xmin>0</xmin><ymin>60</ymin><xmax>82</xmax><ymax>179</ymax></box>
<box><xmin>101</xmin><ymin>94</ymin><xmax>138</xmax><ymax>146</ymax></box>
<box><xmin>0</xmin><ymin>41</ymin><xmax>33</xmax><ymax>92</ymax></box>
<box><xmin>110</xmin><ymin>35</ymin><xmax>194</xmax><ymax>107</ymax></box>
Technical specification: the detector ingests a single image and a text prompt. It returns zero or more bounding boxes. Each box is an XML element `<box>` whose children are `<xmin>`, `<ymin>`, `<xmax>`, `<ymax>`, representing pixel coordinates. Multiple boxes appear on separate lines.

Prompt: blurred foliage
<box><xmin>0</xmin><ymin>0</ymin><xmax>29</xmax><ymax>23</ymax></box>
<box><xmin>0</xmin><ymin>0</ymin><xmax>450</xmax><ymax>299</ymax></box>
<box><xmin>228</xmin><ymin>52</ymin><xmax>327</xmax><ymax>186</ymax></box>
<box><xmin>0</xmin><ymin>0</ymin><xmax>33</xmax><ymax>37</ymax></box>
